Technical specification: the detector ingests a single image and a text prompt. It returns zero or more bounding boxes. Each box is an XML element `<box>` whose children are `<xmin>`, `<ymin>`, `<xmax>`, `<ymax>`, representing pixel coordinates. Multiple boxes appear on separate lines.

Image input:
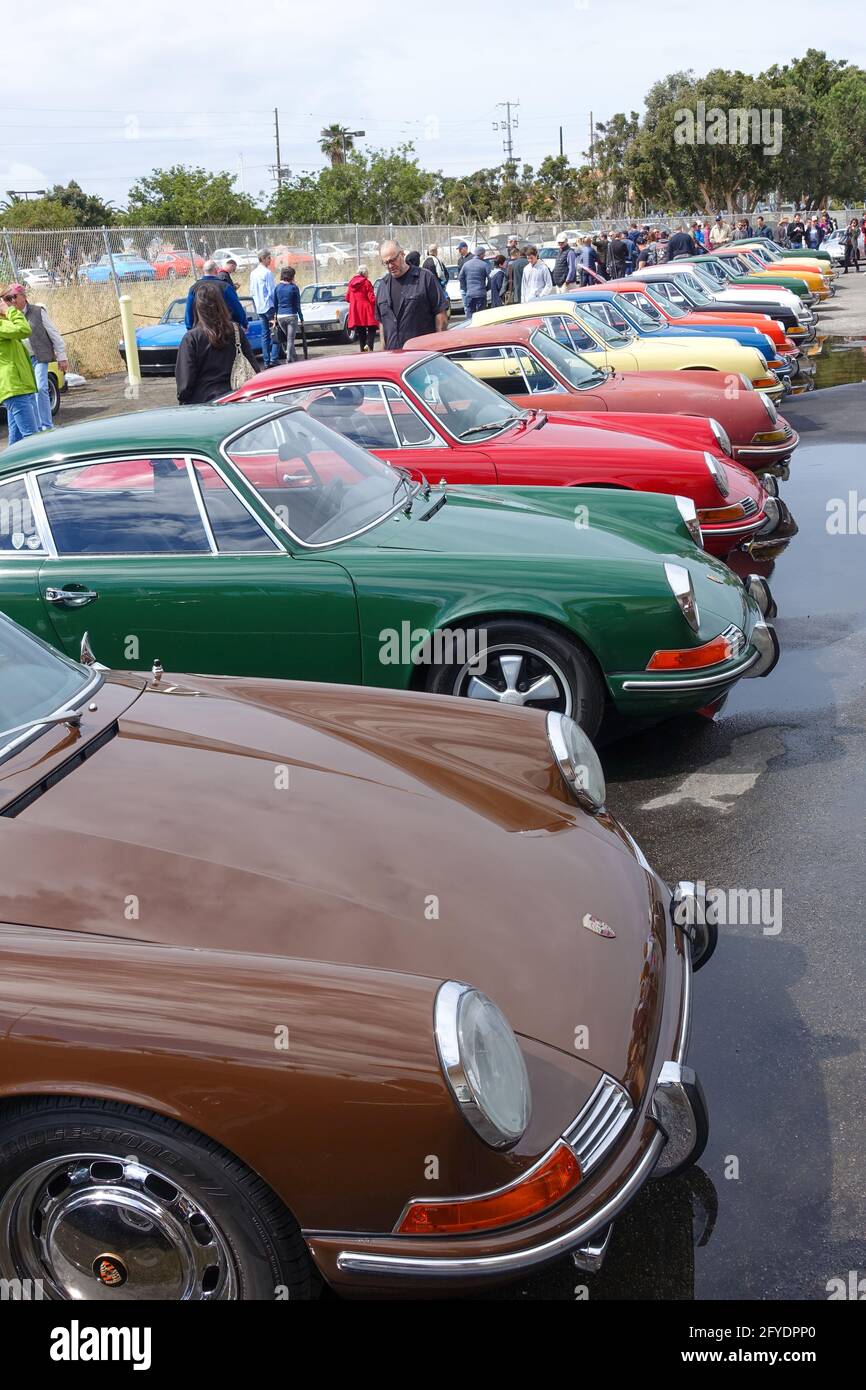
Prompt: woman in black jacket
<box><xmin>176</xmin><ymin>283</ymin><xmax>259</xmax><ymax>403</ymax></box>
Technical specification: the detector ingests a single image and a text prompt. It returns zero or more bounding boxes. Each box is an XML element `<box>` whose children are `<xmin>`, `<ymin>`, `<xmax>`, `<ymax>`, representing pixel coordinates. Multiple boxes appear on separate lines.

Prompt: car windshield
<box><xmin>529</xmin><ymin>328</ymin><xmax>608</xmax><ymax>388</ymax></box>
<box><xmin>300</xmin><ymin>285</ymin><xmax>348</xmax><ymax>303</ymax></box>
<box><xmin>223</xmin><ymin>409</ymin><xmax>418</xmax><ymax>547</ymax></box>
<box><xmin>637</xmin><ymin>290</ymin><xmax>683</xmax><ymax>320</ymax></box>
<box><xmin>573</xmin><ymin>307</ymin><xmax>632</xmax><ymax>345</ymax></box>
<box><xmin>403</xmin><ymin>355</ymin><xmax>524</xmax><ymax>439</ymax></box>
<box><xmin>164</xmin><ymin>301</ymin><xmax>186</xmax><ymax>323</ymax></box>
<box><xmin>604</xmin><ymin>295</ymin><xmax>659</xmax><ymax>331</ymax></box>
<box><xmin>0</xmin><ymin>614</ymin><xmax>96</xmax><ymax>757</ymax></box>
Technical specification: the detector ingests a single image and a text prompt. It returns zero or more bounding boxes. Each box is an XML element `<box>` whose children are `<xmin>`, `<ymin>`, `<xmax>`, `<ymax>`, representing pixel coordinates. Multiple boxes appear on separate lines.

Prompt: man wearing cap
<box><xmin>0</xmin><ymin>287</ymin><xmax>40</xmax><ymax>445</ymax></box>
<box><xmin>709</xmin><ymin>215</ymin><xmax>732</xmax><ymax>248</ymax></box>
<box><xmin>551</xmin><ymin>234</ymin><xmax>579</xmax><ymax>292</ymax></box>
<box><xmin>1</xmin><ymin>284</ymin><xmax>67</xmax><ymax>431</ymax></box>
<box><xmin>459</xmin><ymin>247</ymin><xmax>491</xmax><ymax>320</ymax></box>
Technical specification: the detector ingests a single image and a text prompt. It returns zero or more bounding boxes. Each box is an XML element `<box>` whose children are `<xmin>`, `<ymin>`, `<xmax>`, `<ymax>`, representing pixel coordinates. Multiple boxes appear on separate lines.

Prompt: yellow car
<box><xmin>471</xmin><ymin>300</ymin><xmax>784</xmax><ymax>399</ymax></box>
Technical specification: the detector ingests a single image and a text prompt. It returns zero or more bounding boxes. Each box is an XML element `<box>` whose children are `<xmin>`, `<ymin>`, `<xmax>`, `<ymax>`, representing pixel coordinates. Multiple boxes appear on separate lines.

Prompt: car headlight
<box><xmin>546</xmin><ymin>710</ymin><xmax>606</xmax><ymax>810</ymax></box>
<box><xmin>434</xmin><ymin>981</ymin><xmax>531</xmax><ymax>1149</ymax></box>
<box><xmin>704</xmin><ymin>452</ymin><xmax>730</xmax><ymax>497</ymax></box>
<box><xmin>665</xmin><ymin>561</ymin><xmax>700</xmax><ymax>632</ymax></box>
<box><xmin>675</xmin><ymin>494</ymin><xmax>703</xmax><ymax>547</ymax></box>
<box><xmin>708</xmin><ymin>418</ymin><xmax>732</xmax><ymax>456</ymax></box>
<box><xmin>758</xmin><ymin>391</ymin><xmax>778</xmax><ymax>425</ymax></box>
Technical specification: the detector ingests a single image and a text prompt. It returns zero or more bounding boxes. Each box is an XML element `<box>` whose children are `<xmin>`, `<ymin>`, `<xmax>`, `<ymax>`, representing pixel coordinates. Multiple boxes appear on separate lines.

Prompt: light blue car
<box><xmin>119</xmin><ymin>297</ymin><xmax>262</xmax><ymax>375</ymax></box>
<box><xmin>78</xmin><ymin>253</ymin><xmax>156</xmax><ymax>284</ymax></box>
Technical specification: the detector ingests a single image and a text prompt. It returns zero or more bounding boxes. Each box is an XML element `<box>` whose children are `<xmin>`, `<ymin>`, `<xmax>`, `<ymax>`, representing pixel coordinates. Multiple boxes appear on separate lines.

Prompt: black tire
<box><xmin>0</xmin><ymin>1097</ymin><xmax>314</xmax><ymax>1301</ymax></box>
<box><xmin>424</xmin><ymin>619</ymin><xmax>606</xmax><ymax>736</ymax></box>
<box><xmin>48</xmin><ymin>375</ymin><xmax>60</xmax><ymax>417</ymax></box>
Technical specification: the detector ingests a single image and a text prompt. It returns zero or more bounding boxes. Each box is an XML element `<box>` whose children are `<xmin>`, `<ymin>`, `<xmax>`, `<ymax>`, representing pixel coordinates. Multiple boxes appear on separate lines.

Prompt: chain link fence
<box><xmin>2</xmin><ymin>213</ymin><xmax>856</xmax><ymax>378</ymax></box>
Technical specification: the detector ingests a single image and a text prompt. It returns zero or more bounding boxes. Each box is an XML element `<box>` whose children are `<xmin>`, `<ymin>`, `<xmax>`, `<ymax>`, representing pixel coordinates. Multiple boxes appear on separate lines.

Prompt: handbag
<box><xmin>230</xmin><ymin>324</ymin><xmax>257</xmax><ymax>390</ymax></box>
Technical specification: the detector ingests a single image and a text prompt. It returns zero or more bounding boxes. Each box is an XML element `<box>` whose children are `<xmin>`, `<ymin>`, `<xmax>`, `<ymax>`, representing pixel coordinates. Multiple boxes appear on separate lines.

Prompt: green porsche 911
<box><xmin>0</xmin><ymin>402</ymin><xmax>778</xmax><ymax>735</ymax></box>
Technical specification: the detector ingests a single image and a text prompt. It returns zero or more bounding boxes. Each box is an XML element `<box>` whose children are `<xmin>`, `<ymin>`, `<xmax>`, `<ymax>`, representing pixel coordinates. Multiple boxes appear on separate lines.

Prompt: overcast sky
<box><xmin>2</xmin><ymin>4</ymin><xmax>863</xmax><ymax>209</ymax></box>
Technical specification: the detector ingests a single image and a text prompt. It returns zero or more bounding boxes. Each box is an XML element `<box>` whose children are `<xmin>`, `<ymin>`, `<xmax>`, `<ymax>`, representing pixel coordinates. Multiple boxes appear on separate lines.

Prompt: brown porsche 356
<box><xmin>0</xmin><ymin>615</ymin><xmax>712</xmax><ymax>1299</ymax></box>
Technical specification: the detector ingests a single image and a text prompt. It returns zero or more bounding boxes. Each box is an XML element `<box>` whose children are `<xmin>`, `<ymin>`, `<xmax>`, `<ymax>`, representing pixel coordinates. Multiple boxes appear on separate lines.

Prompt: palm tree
<box><xmin>319</xmin><ymin>125</ymin><xmax>354</xmax><ymax>167</ymax></box>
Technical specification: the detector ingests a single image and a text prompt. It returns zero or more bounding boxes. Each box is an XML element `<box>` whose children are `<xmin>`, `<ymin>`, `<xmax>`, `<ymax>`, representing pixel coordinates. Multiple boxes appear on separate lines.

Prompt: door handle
<box><xmin>44</xmin><ymin>587</ymin><xmax>99</xmax><ymax>608</ymax></box>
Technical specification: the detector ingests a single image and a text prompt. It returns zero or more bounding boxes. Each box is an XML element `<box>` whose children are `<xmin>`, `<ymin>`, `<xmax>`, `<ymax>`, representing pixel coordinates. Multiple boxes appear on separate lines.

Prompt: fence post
<box><xmin>101</xmin><ymin>225</ymin><xmax>123</xmax><ymax>300</ymax></box>
<box><xmin>310</xmin><ymin>226</ymin><xmax>318</xmax><ymax>277</ymax></box>
<box><xmin>2</xmin><ymin>230</ymin><xmax>18</xmax><ymax>282</ymax></box>
<box><xmin>355</xmin><ymin>224</ymin><xmax>361</xmax><ymax>267</ymax></box>
<box><xmin>183</xmin><ymin>226</ymin><xmax>198</xmax><ymax>278</ymax></box>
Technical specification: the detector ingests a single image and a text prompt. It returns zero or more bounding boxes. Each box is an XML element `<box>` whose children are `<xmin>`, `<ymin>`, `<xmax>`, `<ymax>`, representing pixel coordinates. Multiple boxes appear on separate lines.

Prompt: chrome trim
<box><xmin>621</xmin><ymin>649</ymin><xmax>760</xmax><ymax>691</ymax></box>
<box><xmin>571</xmin><ymin>1223</ymin><xmax>612</xmax><ymax>1273</ymax></box>
<box><xmin>433</xmin><ymin>981</ymin><xmax>530</xmax><ymax>1151</ymax></box>
<box><xmin>333</xmin><ymin>1130</ymin><xmax>666</xmax><ymax>1279</ymax></box>
<box><xmin>186</xmin><ymin>458</ymin><xmax>218</xmax><ymax>554</ymax></box>
<box><xmin>563</xmin><ymin>1076</ymin><xmax>633</xmax><ymax>1175</ymax></box>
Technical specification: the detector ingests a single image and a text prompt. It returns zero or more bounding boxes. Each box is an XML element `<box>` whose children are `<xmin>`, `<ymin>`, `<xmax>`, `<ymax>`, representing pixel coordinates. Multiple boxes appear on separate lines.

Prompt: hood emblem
<box><xmin>582</xmin><ymin>912</ymin><xmax>616</xmax><ymax>939</ymax></box>
<box><xmin>93</xmin><ymin>1255</ymin><xmax>127</xmax><ymax>1287</ymax></box>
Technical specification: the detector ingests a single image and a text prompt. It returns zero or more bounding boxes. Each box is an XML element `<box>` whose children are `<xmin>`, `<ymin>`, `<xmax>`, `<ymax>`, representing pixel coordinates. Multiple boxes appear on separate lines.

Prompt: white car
<box><xmin>19</xmin><ymin>267</ymin><xmax>55</xmax><ymax>288</ymax></box>
<box><xmin>314</xmin><ymin>242</ymin><xmax>352</xmax><ymax>265</ymax></box>
<box><xmin>298</xmin><ymin>283</ymin><xmax>354</xmax><ymax>342</ymax></box>
<box><xmin>212</xmin><ymin>246</ymin><xmax>259</xmax><ymax>270</ymax></box>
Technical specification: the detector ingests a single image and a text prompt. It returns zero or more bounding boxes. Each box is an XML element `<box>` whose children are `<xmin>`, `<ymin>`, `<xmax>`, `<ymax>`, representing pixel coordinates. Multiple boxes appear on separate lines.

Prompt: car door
<box><xmin>0</xmin><ymin>473</ymin><xmax>51</xmax><ymax>637</ymax></box>
<box><xmin>32</xmin><ymin>450</ymin><xmax>360</xmax><ymax>682</ymax></box>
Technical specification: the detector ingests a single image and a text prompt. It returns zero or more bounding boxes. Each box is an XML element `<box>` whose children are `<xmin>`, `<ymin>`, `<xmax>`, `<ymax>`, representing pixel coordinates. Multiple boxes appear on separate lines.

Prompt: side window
<box><xmin>447</xmin><ymin>347</ymin><xmax>518</xmax><ymax>397</ymax></box>
<box><xmin>383</xmin><ymin>385</ymin><xmax>438</xmax><ymax>446</ymax></box>
<box><xmin>509</xmin><ymin>347</ymin><xmax>558</xmax><ymax>392</ymax></box>
<box><xmin>37</xmin><ymin>457</ymin><xmax>210</xmax><ymax>556</ymax></box>
<box><xmin>190</xmin><ymin>462</ymin><xmax>280</xmax><ymax>552</ymax></box>
<box><xmin>0</xmin><ymin>477</ymin><xmax>44</xmax><ymax>553</ymax></box>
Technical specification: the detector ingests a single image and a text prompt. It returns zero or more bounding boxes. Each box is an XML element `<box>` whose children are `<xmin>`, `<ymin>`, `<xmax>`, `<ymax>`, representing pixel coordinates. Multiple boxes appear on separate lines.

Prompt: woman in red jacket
<box><xmin>346</xmin><ymin>268</ymin><xmax>378</xmax><ymax>351</ymax></box>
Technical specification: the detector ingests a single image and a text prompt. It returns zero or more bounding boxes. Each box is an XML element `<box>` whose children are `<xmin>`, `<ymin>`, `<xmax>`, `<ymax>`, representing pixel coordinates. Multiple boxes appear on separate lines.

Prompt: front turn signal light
<box><xmin>396</xmin><ymin>1141</ymin><xmax>581</xmax><ymax>1236</ymax></box>
<box><xmin>647</xmin><ymin>635</ymin><xmax>735</xmax><ymax>671</ymax></box>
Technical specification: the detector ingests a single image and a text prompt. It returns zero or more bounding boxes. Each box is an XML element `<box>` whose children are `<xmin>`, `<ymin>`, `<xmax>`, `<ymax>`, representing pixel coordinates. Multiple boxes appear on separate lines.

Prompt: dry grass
<box><xmin>31</xmin><ymin>259</ymin><xmax>339</xmax><ymax>379</ymax></box>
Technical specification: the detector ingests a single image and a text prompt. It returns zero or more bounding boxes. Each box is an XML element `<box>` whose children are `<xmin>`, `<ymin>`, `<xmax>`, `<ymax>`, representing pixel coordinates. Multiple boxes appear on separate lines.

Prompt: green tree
<box><xmin>124</xmin><ymin>166</ymin><xmax>262</xmax><ymax>225</ymax></box>
<box><xmin>822</xmin><ymin>68</ymin><xmax>866</xmax><ymax>202</ymax></box>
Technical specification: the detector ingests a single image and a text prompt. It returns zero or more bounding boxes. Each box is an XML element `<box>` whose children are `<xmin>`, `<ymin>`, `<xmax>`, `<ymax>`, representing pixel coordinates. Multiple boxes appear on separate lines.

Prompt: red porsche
<box><xmin>151</xmin><ymin>250</ymin><xmax>205</xmax><ymax>280</ymax></box>
<box><xmin>406</xmin><ymin>321</ymin><xmax>799</xmax><ymax>476</ymax></box>
<box><xmin>221</xmin><ymin>350</ymin><xmax>793</xmax><ymax>558</ymax></box>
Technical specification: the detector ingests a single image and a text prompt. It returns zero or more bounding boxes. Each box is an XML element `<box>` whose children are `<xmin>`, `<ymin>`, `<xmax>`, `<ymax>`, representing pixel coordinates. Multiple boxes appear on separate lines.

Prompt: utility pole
<box><xmin>493</xmin><ymin>100</ymin><xmax>519</xmax><ymax>164</ymax></box>
<box><xmin>589</xmin><ymin>111</ymin><xmax>595</xmax><ymax>170</ymax></box>
<box><xmin>559</xmin><ymin>126</ymin><xmax>564</xmax><ymax>158</ymax></box>
<box><xmin>238</xmin><ymin>153</ymin><xmax>246</xmax><ymax>195</ymax></box>
<box><xmin>274</xmin><ymin>108</ymin><xmax>282</xmax><ymax>193</ymax></box>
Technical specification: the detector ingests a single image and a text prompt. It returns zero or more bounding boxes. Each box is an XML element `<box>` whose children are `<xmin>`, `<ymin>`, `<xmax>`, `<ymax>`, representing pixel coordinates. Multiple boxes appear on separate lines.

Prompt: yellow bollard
<box><xmin>118</xmin><ymin>294</ymin><xmax>142</xmax><ymax>392</ymax></box>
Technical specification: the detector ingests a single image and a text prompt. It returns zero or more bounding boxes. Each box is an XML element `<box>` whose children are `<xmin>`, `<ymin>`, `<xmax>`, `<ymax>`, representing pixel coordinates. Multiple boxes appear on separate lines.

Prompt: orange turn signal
<box><xmin>396</xmin><ymin>1142</ymin><xmax>582</xmax><ymax>1236</ymax></box>
<box><xmin>697</xmin><ymin>502</ymin><xmax>750</xmax><ymax>524</ymax></box>
<box><xmin>647</xmin><ymin>636</ymin><xmax>734</xmax><ymax>671</ymax></box>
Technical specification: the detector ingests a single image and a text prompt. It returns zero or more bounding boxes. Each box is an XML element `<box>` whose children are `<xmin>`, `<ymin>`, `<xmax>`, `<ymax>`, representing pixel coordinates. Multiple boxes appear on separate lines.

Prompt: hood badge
<box><xmin>582</xmin><ymin>912</ymin><xmax>616</xmax><ymax>939</ymax></box>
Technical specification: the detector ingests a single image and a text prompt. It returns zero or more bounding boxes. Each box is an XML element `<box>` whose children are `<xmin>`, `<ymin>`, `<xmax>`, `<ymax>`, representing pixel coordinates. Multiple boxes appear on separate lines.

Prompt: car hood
<box><xmin>134</xmin><ymin>323</ymin><xmax>184</xmax><ymax>346</ymax></box>
<box><xmin>4</xmin><ymin>677</ymin><xmax>670</xmax><ymax>1088</ymax></box>
<box><xmin>495</xmin><ymin>415</ymin><xmax>702</xmax><ymax>462</ymax></box>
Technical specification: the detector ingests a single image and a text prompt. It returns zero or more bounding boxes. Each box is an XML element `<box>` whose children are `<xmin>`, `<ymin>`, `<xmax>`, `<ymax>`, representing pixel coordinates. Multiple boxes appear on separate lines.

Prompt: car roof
<box><xmin>407</xmin><ymin>322</ymin><xmax>542</xmax><ymax>351</ymax></box>
<box><xmin>248</xmin><ymin>350</ymin><xmax>435</xmax><ymax>387</ymax></box>
<box><xmin>0</xmin><ymin>401</ymin><xmax>291</xmax><ymax>477</ymax></box>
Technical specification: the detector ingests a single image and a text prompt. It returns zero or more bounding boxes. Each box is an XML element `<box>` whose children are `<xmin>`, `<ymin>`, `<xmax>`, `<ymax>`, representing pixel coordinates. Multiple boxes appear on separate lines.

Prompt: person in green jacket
<box><xmin>0</xmin><ymin>294</ymin><xmax>40</xmax><ymax>445</ymax></box>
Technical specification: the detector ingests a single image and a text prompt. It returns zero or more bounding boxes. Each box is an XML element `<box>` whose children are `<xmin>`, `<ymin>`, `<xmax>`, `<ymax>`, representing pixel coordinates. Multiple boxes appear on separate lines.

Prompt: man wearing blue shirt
<box><xmin>249</xmin><ymin>250</ymin><xmax>279</xmax><ymax>366</ymax></box>
<box><xmin>184</xmin><ymin>260</ymin><xmax>247</xmax><ymax>330</ymax></box>
<box><xmin>459</xmin><ymin>248</ymin><xmax>491</xmax><ymax>320</ymax></box>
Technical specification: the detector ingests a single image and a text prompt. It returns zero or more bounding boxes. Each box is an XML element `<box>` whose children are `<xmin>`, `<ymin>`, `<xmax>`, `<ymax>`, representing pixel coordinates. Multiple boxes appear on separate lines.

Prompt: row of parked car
<box><xmin>0</xmin><ymin>233</ymin><xmax>838</xmax><ymax>1301</ymax></box>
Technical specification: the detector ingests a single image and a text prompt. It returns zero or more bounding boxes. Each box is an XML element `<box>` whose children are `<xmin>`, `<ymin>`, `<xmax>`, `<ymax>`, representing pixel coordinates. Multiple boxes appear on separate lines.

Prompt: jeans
<box><xmin>277</xmin><ymin>314</ymin><xmax>299</xmax><ymax>362</ymax></box>
<box><xmin>465</xmin><ymin>295</ymin><xmax>486</xmax><ymax>320</ymax></box>
<box><xmin>4</xmin><ymin>392</ymin><xmax>41</xmax><ymax>445</ymax></box>
<box><xmin>32</xmin><ymin>359</ymin><xmax>54</xmax><ymax>430</ymax></box>
<box><xmin>258</xmin><ymin>313</ymin><xmax>279</xmax><ymax>366</ymax></box>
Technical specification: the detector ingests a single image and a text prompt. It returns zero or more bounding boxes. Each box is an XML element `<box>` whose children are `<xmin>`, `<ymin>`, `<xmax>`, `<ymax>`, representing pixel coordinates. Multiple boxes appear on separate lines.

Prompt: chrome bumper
<box><xmin>333</xmin><ymin>906</ymin><xmax>696</xmax><ymax>1284</ymax></box>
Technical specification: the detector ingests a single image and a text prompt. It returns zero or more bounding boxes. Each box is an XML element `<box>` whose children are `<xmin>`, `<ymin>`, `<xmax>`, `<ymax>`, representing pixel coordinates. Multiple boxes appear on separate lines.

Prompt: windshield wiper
<box><xmin>458</xmin><ymin>418</ymin><xmax>519</xmax><ymax>439</ymax></box>
<box><xmin>1</xmin><ymin>705</ymin><xmax>87</xmax><ymax>741</ymax></box>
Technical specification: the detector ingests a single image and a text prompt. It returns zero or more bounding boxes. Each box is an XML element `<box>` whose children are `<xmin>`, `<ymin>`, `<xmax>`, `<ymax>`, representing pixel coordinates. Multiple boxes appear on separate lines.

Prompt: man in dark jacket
<box><xmin>665</xmin><ymin>224</ymin><xmax>697</xmax><ymax>260</ymax></box>
<box><xmin>551</xmin><ymin>234</ymin><xmax>579</xmax><ymax>290</ymax></box>
<box><xmin>459</xmin><ymin>248</ymin><xmax>491</xmax><ymax>317</ymax></box>
<box><xmin>375</xmin><ymin>241</ymin><xmax>447</xmax><ymax>348</ymax></box>
<box><xmin>606</xmin><ymin>231</ymin><xmax>629</xmax><ymax>278</ymax></box>
<box><xmin>185</xmin><ymin>261</ymin><xmax>247</xmax><ymax>329</ymax></box>
<box><xmin>505</xmin><ymin>246</ymin><xmax>528</xmax><ymax>302</ymax></box>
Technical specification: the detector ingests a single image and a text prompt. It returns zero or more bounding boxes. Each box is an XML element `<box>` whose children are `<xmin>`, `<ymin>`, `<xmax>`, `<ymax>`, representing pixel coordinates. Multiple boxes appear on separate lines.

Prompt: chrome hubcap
<box><xmin>0</xmin><ymin>1154</ymin><xmax>238</xmax><ymax>1300</ymax></box>
<box><xmin>453</xmin><ymin>644</ymin><xmax>572</xmax><ymax>716</ymax></box>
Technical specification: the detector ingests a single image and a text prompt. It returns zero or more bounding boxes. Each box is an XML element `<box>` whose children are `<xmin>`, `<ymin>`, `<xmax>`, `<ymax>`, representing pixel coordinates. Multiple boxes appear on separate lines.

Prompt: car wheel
<box><xmin>167</xmin><ymin>268</ymin><xmax>177</xmax><ymax>281</ymax></box>
<box><xmin>0</xmin><ymin>1098</ymin><xmax>315</xmax><ymax>1301</ymax></box>
<box><xmin>425</xmin><ymin>619</ymin><xmax>606</xmax><ymax>735</ymax></box>
<box><xmin>48</xmin><ymin>376</ymin><xmax>60</xmax><ymax>417</ymax></box>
